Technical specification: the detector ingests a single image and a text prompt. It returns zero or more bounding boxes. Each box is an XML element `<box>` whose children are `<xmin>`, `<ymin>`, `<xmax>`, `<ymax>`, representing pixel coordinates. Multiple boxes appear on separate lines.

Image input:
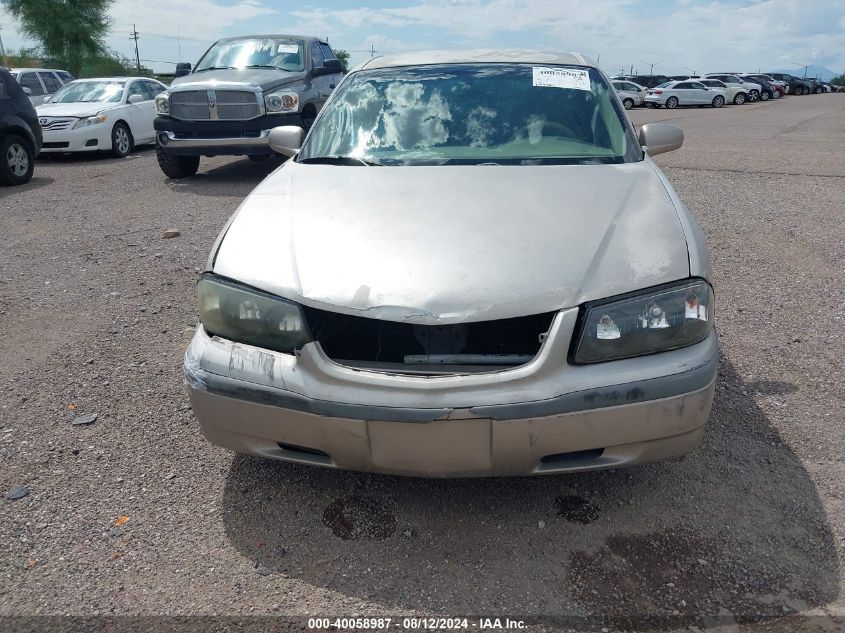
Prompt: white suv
<box><xmin>9</xmin><ymin>68</ymin><xmax>75</xmax><ymax>106</ymax></box>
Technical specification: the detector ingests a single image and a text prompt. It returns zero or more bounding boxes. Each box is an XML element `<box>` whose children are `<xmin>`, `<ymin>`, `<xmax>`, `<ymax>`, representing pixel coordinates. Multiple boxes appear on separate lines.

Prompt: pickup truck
<box><xmin>153</xmin><ymin>34</ymin><xmax>343</xmax><ymax>178</ymax></box>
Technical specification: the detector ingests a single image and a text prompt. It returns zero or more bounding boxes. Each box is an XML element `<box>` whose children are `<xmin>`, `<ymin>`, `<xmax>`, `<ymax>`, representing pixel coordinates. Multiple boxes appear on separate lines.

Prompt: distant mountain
<box><xmin>769</xmin><ymin>65</ymin><xmax>838</xmax><ymax>81</ymax></box>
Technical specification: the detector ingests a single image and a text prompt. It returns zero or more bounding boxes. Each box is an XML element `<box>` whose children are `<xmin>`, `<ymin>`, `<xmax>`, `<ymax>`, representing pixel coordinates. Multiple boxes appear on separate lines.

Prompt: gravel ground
<box><xmin>0</xmin><ymin>94</ymin><xmax>843</xmax><ymax>632</ymax></box>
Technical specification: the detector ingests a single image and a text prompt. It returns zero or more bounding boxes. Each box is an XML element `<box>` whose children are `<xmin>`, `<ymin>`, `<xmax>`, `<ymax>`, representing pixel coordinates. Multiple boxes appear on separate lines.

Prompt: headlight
<box><xmin>571</xmin><ymin>279</ymin><xmax>714</xmax><ymax>364</ymax></box>
<box><xmin>265</xmin><ymin>91</ymin><xmax>299</xmax><ymax>113</ymax></box>
<box><xmin>197</xmin><ymin>275</ymin><xmax>310</xmax><ymax>354</ymax></box>
<box><xmin>72</xmin><ymin>114</ymin><xmax>107</xmax><ymax>129</ymax></box>
<box><xmin>155</xmin><ymin>93</ymin><xmax>170</xmax><ymax>115</ymax></box>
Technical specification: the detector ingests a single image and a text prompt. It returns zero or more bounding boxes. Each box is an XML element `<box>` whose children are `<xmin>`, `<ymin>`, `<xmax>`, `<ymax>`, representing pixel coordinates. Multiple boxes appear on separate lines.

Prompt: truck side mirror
<box><xmin>175</xmin><ymin>62</ymin><xmax>192</xmax><ymax>78</ymax></box>
<box><xmin>269</xmin><ymin>126</ymin><xmax>304</xmax><ymax>157</ymax></box>
<box><xmin>314</xmin><ymin>59</ymin><xmax>342</xmax><ymax>76</ymax></box>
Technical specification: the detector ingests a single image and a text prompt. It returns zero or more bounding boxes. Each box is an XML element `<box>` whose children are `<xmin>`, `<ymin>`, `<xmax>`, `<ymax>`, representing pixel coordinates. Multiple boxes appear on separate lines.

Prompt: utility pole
<box><xmin>369</xmin><ymin>44</ymin><xmax>377</xmax><ymax>58</ymax></box>
<box><xmin>130</xmin><ymin>24</ymin><xmax>141</xmax><ymax>73</ymax></box>
<box><xmin>0</xmin><ymin>24</ymin><xmax>8</xmax><ymax>69</ymax></box>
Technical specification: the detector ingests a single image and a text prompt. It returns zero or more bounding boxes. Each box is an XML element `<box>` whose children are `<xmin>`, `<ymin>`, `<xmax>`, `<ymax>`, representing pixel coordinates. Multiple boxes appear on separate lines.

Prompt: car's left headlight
<box><xmin>73</xmin><ymin>114</ymin><xmax>107</xmax><ymax>129</ymax></box>
<box><xmin>264</xmin><ymin>91</ymin><xmax>299</xmax><ymax>113</ymax></box>
<box><xmin>571</xmin><ymin>279</ymin><xmax>714</xmax><ymax>364</ymax></box>
<box><xmin>197</xmin><ymin>274</ymin><xmax>311</xmax><ymax>354</ymax></box>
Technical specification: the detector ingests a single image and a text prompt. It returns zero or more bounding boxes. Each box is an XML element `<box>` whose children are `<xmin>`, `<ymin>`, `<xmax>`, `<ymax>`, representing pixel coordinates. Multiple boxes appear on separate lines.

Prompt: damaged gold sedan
<box><xmin>185</xmin><ymin>51</ymin><xmax>717</xmax><ymax>477</ymax></box>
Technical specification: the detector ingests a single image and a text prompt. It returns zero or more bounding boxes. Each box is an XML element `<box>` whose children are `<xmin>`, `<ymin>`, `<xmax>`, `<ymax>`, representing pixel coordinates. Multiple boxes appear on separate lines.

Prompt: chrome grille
<box><xmin>169</xmin><ymin>89</ymin><xmax>260</xmax><ymax>121</ymax></box>
<box><xmin>40</xmin><ymin>118</ymin><xmax>75</xmax><ymax>131</ymax></box>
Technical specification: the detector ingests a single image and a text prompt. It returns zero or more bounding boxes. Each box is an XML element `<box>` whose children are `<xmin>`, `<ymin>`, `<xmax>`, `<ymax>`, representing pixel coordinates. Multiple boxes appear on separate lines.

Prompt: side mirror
<box><xmin>23</xmin><ymin>87</ymin><xmax>32</xmax><ymax>96</ymax></box>
<box><xmin>175</xmin><ymin>62</ymin><xmax>192</xmax><ymax>78</ymax></box>
<box><xmin>127</xmin><ymin>94</ymin><xmax>145</xmax><ymax>104</ymax></box>
<box><xmin>269</xmin><ymin>125</ymin><xmax>304</xmax><ymax>157</ymax></box>
<box><xmin>639</xmin><ymin>123</ymin><xmax>684</xmax><ymax>156</ymax></box>
<box><xmin>314</xmin><ymin>59</ymin><xmax>342</xmax><ymax>76</ymax></box>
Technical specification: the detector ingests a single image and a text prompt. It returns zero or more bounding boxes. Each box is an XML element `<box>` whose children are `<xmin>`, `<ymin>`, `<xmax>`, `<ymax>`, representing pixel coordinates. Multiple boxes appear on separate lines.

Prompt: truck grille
<box><xmin>170</xmin><ymin>89</ymin><xmax>261</xmax><ymax>121</ymax></box>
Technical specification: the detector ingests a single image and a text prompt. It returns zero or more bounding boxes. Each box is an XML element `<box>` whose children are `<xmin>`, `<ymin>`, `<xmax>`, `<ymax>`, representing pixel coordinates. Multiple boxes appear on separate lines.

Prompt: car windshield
<box><xmin>49</xmin><ymin>81</ymin><xmax>125</xmax><ymax>103</ymax></box>
<box><xmin>195</xmin><ymin>37</ymin><xmax>305</xmax><ymax>72</ymax></box>
<box><xmin>299</xmin><ymin>64</ymin><xmax>640</xmax><ymax>166</ymax></box>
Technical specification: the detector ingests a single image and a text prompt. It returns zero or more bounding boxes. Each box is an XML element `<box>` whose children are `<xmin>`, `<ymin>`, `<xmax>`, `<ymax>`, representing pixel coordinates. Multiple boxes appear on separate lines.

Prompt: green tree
<box><xmin>831</xmin><ymin>74</ymin><xmax>844</xmax><ymax>87</ymax></box>
<box><xmin>2</xmin><ymin>0</ymin><xmax>113</xmax><ymax>76</ymax></box>
<box><xmin>334</xmin><ymin>49</ymin><xmax>350</xmax><ymax>73</ymax></box>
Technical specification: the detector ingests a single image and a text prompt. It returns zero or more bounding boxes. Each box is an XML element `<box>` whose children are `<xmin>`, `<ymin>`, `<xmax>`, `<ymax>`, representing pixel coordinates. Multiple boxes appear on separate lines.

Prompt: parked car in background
<box><xmin>738</xmin><ymin>75</ymin><xmax>775</xmax><ymax>101</ymax></box>
<box><xmin>153</xmin><ymin>34</ymin><xmax>344</xmax><ymax>178</ymax></box>
<box><xmin>612</xmin><ymin>80</ymin><xmax>646</xmax><ymax>109</ymax></box>
<box><xmin>703</xmin><ymin>74</ymin><xmax>760</xmax><ymax>102</ymax></box>
<box><xmin>644</xmin><ymin>80</ymin><xmax>726</xmax><ymax>109</ymax></box>
<box><xmin>186</xmin><ymin>50</ymin><xmax>718</xmax><ymax>477</ymax></box>
<box><xmin>768</xmin><ymin>73</ymin><xmax>812</xmax><ymax>95</ymax></box>
<box><xmin>745</xmin><ymin>74</ymin><xmax>786</xmax><ymax>97</ymax></box>
<box><xmin>9</xmin><ymin>68</ymin><xmax>74</xmax><ymax>106</ymax></box>
<box><xmin>1</xmin><ymin>67</ymin><xmax>42</xmax><ymax>185</ymax></box>
<box><xmin>804</xmin><ymin>78</ymin><xmax>824</xmax><ymax>94</ymax></box>
<box><xmin>612</xmin><ymin>74</ymin><xmax>671</xmax><ymax>89</ymax></box>
<box><xmin>695</xmin><ymin>78</ymin><xmax>746</xmax><ymax>104</ymax></box>
<box><xmin>36</xmin><ymin>77</ymin><xmax>167</xmax><ymax>157</ymax></box>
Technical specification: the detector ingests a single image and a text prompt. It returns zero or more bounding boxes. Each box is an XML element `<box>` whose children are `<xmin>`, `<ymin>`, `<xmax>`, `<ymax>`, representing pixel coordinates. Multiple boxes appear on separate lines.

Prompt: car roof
<box><xmin>213</xmin><ymin>34</ymin><xmax>324</xmax><ymax>44</ymax></box>
<box><xmin>10</xmin><ymin>68</ymin><xmax>69</xmax><ymax>73</ymax></box>
<box><xmin>361</xmin><ymin>49</ymin><xmax>594</xmax><ymax>70</ymax></box>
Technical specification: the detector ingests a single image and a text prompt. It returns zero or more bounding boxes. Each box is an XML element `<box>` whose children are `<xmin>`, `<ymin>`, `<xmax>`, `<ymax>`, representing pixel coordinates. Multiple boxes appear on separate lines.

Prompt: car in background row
<box><xmin>744</xmin><ymin>74</ymin><xmax>786</xmax><ymax>97</ymax></box>
<box><xmin>1</xmin><ymin>67</ymin><xmax>42</xmax><ymax>186</ymax></box>
<box><xmin>738</xmin><ymin>75</ymin><xmax>775</xmax><ymax>100</ymax></box>
<box><xmin>612</xmin><ymin>80</ymin><xmax>646</xmax><ymax>109</ymax></box>
<box><xmin>767</xmin><ymin>73</ymin><xmax>812</xmax><ymax>95</ymax></box>
<box><xmin>702</xmin><ymin>74</ymin><xmax>760</xmax><ymax>102</ymax></box>
<box><xmin>611</xmin><ymin>74</ymin><xmax>671</xmax><ymax>89</ymax></box>
<box><xmin>695</xmin><ymin>78</ymin><xmax>748</xmax><ymax>104</ymax></box>
<box><xmin>36</xmin><ymin>77</ymin><xmax>167</xmax><ymax>157</ymax></box>
<box><xmin>644</xmin><ymin>80</ymin><xmax>726</xmax><ymax>109</ymax></box>
<box><xmin>9</xmin><ymin>68</ymin><xmax>74</xmax><ymax>106</ymax></box>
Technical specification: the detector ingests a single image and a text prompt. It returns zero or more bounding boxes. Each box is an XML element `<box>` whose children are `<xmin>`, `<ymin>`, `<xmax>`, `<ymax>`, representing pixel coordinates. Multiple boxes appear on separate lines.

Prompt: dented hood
<box><xmin>212</xmin><ymin>160</ymin><xmax>691</xmax><ymax>324</ymax></box>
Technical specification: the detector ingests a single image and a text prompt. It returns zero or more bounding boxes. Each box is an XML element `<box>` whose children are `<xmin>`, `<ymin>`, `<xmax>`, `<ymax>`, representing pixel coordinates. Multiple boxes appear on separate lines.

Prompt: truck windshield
<box><xmin>195</xmin><ymin>37</ymin><xmax>305</xmax><ymax>72</ymax></box>
<box><xmin>299</xmin><ymin>63</ymin><xmax>640</xmax><ymax>166</ymax></box>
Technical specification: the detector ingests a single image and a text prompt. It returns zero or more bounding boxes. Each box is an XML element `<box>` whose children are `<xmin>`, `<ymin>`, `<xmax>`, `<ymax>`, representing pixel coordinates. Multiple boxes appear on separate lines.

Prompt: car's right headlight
<box><xmin>571</xmin><ymin>279</ymin><xmax>715</xmax><ymax>364</ymax></box>
<box><xmin>197</xmin><ymin>274</ymin><xmax>310</xmax><ymax>354</ymax></box>
<box><xmin>155</xmin><ymin>93</ymin><xmax>170</xmax><ymax>115</ymax></box>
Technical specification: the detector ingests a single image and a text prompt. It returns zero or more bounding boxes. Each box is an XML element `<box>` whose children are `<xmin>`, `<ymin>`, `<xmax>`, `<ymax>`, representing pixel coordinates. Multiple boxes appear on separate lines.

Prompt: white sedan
<box><xmin>35</xmin><ymin>77</ymin><xmax>168</xmax><ymax>157</ymax></box>
<box><xmin>644</xmin><ymin>80</ymin><xmax>727</xmax><ymax>109</ymax></box>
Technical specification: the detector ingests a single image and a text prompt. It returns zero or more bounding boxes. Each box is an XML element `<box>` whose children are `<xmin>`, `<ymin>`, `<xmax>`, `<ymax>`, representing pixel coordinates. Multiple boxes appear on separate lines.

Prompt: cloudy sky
<box><xmin>1</xmin><ymin>0</ymin><xmax>843</xmax><ymax>76</ymax></box>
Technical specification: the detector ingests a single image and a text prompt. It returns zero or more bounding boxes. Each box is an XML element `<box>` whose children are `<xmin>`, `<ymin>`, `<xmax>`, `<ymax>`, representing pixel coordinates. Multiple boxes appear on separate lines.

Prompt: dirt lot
<box><xmin>1</xmin><ymin>94</ymin><xmax>843</xmax><ymax>631</ymax></box>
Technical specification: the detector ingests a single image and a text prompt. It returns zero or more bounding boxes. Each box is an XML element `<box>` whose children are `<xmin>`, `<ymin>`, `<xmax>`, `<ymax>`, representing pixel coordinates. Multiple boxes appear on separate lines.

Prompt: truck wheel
<box><xmin>156</xmin><ymin>146</ymin><xmax>200</xmax><ymax>178</ymax></box>
<box><xmin>0</xmin><ymin>134</ymin><xmax>34</xmax><ymax>186</ymax></box>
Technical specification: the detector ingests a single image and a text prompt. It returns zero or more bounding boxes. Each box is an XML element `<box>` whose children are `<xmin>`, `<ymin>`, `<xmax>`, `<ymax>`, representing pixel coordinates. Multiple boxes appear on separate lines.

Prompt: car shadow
<box><xmin>36</xmin><ymin>145</ymin><xmax>156</xmax><ymax>164</ymax></box>
<box><xmin>164</xmin><ymin>155</ymin><xmax>286</xmax><ymax>198</ymax></box>
<box><xmin>220</xmin><ymin>357</ymin><xmax>839</xmax><ymax>628</ymax></box>
<box><xmin>3</xmin><ymin>176</ymin><xmax>54</xmax><ymax>193</ymax></box>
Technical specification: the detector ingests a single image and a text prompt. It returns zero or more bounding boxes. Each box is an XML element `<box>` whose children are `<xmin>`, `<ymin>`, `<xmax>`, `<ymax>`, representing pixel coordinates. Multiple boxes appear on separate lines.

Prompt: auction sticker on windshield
<box><xmin>532</xmin><ymin>67</ymin><xmax>591</xmax><ymax>91</ymax></box>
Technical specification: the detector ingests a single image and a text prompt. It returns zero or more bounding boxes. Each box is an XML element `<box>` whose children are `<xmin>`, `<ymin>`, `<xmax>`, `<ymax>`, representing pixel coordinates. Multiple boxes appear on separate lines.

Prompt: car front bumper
<box><xmin>40</xmin><ymin>125</ymin><xmax>111</xmax><ymax>153</ymax></box>
<box><xmin>184</xmin><ymin>307</ymin><xmax>718</xmax><ymax>477</ymax></box>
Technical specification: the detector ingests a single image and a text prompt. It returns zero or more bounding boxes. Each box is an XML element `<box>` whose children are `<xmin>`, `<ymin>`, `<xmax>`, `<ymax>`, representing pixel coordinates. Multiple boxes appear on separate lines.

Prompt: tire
<box><xmin>111</xmin><ymin>122</ymin><xmax>133</xmax><ymax>158</ymax></box>
<box><xmin>760</xmin><ymin>91</ymin><xmax>769</xmax><ymax>101</ymax></box>
<box><xmin>622</xmin><ymin>98</ymin><xmax>634</xmax><ymax>110</ymax></box>
<box><xmin>772</xmin><ymin>90</ymin><xmax>781</xmax><ymax>99</ymax></box>
<box><xmin>733</xmin><ymin>92</ymin><xmax>746</xmax><ymax>105</ymax></box>
<box><xmin>0</xmin><ymin>134</ymin><xmax>34</xmax><ymax>186</ymax></box>
<box><xmin>248</xmin><ymin>154</ymin><xmax>272</xmax><ymax>162</ymax></box>
<box><xmin>156</xmin><ymin>146</ymin><xmax>200</xmax><ymax>178</ymax></box>
<box><xmin>748</xmin><ymin>90</ymin><xmax>759</xmax><ymax>102</ymax></box>
<box><xmin>665</xmin><ymin>96</ymin><xmax>679</xmax><ymax>109</ymax></box>
<box><xmin>711</xmin><ymin>95</ymin><xmax>725</xmax><ymax>108</ymax></box>
<box><xmin>815</xmin><ymin>86</ymin><xmax>823</xmax><ymax>94</ymax></box>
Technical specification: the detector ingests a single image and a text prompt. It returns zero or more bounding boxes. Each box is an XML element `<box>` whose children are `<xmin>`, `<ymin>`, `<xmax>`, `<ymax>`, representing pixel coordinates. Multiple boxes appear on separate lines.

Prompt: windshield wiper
<box><xmin>299</xmin><ymin>156</ymin><xmax>382</xmax><ymax>166</ymax></box>
<box><xmin>195</xmin><ymin>66</ymin><xmax>236</xmax><ymax>73</ymax></box>
<box><xmin>244</xmin><ymin>65</ymin><xmax>292</xmax><ymax>71</ymax></box>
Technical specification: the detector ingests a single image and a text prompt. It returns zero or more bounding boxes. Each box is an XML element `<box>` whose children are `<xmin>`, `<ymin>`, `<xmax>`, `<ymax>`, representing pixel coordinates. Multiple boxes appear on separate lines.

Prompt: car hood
<box><xmin>212</xmin><ymin>160</ymin><xmax>691</xmax><ymax>324</ymax></box>
<box><xmin>172</xmin><ymin>68</ymin><xmax>307</xmax><ymax>92</ymax></box>
<box><xmin>35</xmin><ymin>102</ymin><xmax>116</xmax><ymax>118</ymax></box>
